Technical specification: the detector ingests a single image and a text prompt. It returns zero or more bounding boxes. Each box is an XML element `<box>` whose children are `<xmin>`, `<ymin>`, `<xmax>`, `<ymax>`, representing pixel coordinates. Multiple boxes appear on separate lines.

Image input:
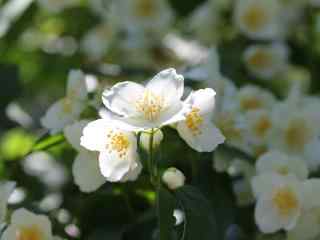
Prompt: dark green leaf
<box><xmin>175</xmin><ymin>185</ymin><xmax>218</xmax><ymax>240</ymax></box>
<box><xmin>157</xmin><ymin>186</ymin><xmax>175</xmax><ymax>240</ymax></box>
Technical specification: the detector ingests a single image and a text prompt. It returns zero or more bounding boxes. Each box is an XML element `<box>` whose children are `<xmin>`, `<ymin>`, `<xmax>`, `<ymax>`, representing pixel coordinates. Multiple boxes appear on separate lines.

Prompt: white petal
<box><xmin>41</xmin><ymin>98</ymin><xmax>84</xmax><ymax>134</ymax></box>
<box><xmin>102</xmin><ymin>81</ymin><xmax>145</xmax><ymax>117</ymax></box>
<box><xmin>301</xmin><ymin>179</ymin><xmax>320</xmax><ymax>210</ymax></box>
<box><xmin>256</xmin><ymin>151</ymin><xmax>308</xmax><ymax>180</ymax></box>
<box><xmin>3</xmin><ymin>208</ymin><xmax>53</xmax><ymax>239</ymax></box>
<box><xmin>177</xmin><ymin>119</ymin><xmax>225</xmax><ymax>152</ymax></box>
<box><xmin>0</xmin><ymin>181</ymin><xmax>15</xmax><ymax>223</ymax></box>
<box><xmin>80</xmin><ymin>119</ymin><xmax>111</xmax><ymax>152</ymax></box>
<box><xmin>72</xmin><ymin>151</ymin><xmax>106</xmax><ymax>193</ymax></box>
<box><xmin>146</xmin><ymin>68</ymin><xmax>184</xmax><ymax>104</ymax></box>
<box><xmin>64</xmin><ymin>120</ymin><xmax>91</xmax><ymax>151</ymax></box>
<box><xmin>66</xmin><ymin>70</ymin><xmax>87</xmax><ymax>101</ymax></box>
<box><xmin>255</xmin><ymin>195</ymin><xmax>282</xmax><ymax>233</ymax></box>
<box><xmin>185</xmin><ymin>88</ymin><xmax>216</xmax><ymax>116</ymax></box>
<box><xmin>120</xmin><ymin>159</ymin><xmax>142</xmax><ymax>182</ymax></box>
<box><xmin>98</xmin><ymin>150</ymin><xmax>137</xmax><ymax>182</ymax></box>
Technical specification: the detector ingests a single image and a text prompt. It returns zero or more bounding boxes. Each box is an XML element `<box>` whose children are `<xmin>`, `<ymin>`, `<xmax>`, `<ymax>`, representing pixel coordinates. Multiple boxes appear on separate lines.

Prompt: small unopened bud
<box><xmin>173</xmin><ymin>209</ymin><xmax>185</xmax><ymax>226</ymax></box>
<box><xmin>162</xmin><ymin>167</ymin><xmax>186</xmax><ymax>190</ymax></box>
<box><xmin>140</xmin><ymin>129</ymin><xmax>164</xmax><ymax>152</ymax></box>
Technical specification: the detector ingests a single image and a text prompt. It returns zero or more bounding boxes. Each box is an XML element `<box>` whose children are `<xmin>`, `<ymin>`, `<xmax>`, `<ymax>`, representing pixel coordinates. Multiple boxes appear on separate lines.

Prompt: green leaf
<box><xmin>157</xmin><ymin>186</ymin><xmax>175</xmax><ymax>240</ymax></box>
<box><xmin>175</xmin><ymin>185</ymin><xmax>218</xmax><ymax>240</ymax></box>
<box><xmin>30</xmin><ymin>133</ymin><xmax>65</xmax><ymax>152</ymax></box>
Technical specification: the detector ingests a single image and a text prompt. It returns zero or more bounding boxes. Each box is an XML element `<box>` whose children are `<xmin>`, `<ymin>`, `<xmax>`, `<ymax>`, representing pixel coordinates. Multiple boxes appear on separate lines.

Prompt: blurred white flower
<box><xmin>115</xmin><ymin>0</ymin><xmax>173</xmax><ymax>35</ymax></box>
<box><xmin>162</xmin><ymin>167</ymin><xmax>186</xmax><ymax>190</ymax></box>
<box><xmin>268</xmin><ymin>99</ymin><xmax>320</xmax><ymax>168</ymax></box>
<box><xmin>237</xmin><ymin>85</ymin><xmax>276</xmax><ymax>113</ymax></box>
<box><xmin>0</xmin><ymin>181</ymin><xmax>15</xmax><ymax>224</ymax></box>
<box><xmin>2</xmin><ymin>208</ymin><xmax>53</xmax><ymax>240</ymax></box>
<box><xmin>244</xmin><ymin>109</ymin><xmax>273</xmax><ymax>147</ymax></box>
<box><xmin>310</xmin><ymin>0</ymin><xmax>320</xmax><ymax>7</ymax></box>
<box><xmin>81</xmin><ymin>23</ymin><xmax>116</xmax><ymax>61</ymax></box>
<box><xmin>176</xmin><ymin>88</ymin><xmax>225</xmax><ymax>152</ymax></box>
<box><xmin>287</xmin><ymin>179</ymin><xmax>320</xmax><ymax>240</ymax></box>
<box><xmin>256</xmin><ymin>151</ymin><xmax>309</xmax><ymax>180</ymax></box>
<box><xmin>243</xmin><ymin>43</ymin><xmax>289</xmax><ymax>79</ymax></box>
<box><xmin>234</xmin><ymin>0</ymin><xmax>283</xmax><ymax>40</ymax></box>
<box><xmin>102</xmin><ymin>68</ymin><xmax>190</xmax><ymax>131</ymax></box>
<box><xmin>41</xmin><ymin>70</ymin><xmax>87</xmax><ymax>134</ymax></box>
<box><xmin>188</xmin><ymin>1</ymin><xmax>220</xmax><ymax>44</ymax></box>
<box><xmin>80</xmin><ymin>119</ymin><xmax>142</xmax><ymax>182</ymax></box>
<box><xmin>64</xmin><ymin>120</ymin><xmax>107</xmax><ymax>193</ymax></box>
<box><xmin>37</xmin><ymin>0</ymin><xmax>78</xmax><ymax>13</ymax></box>
<box><xmin>252</xmin><ymin>173</ymin><xmax>303</xmax><ymax>233</ymax></box>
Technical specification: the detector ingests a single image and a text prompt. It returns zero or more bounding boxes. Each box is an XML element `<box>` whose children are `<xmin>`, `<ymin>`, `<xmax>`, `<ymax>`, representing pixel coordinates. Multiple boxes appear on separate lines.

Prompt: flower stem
<box><xmin>148</xmin><ymin>128</ymin><xmax>156</xmax><ymax>186</ymax></box>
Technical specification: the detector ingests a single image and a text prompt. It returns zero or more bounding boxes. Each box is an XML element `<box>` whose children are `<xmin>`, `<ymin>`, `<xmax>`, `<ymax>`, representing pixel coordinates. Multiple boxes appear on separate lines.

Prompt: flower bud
<box><xmin>140</xmin><ymin>129</ymin><xmax>164</xmax><ymax>152</ymax></box>
<box><xmin>162</xmin><ymin>167</ymin><xmax>186</xmax><ymax>190</ymax></box>
<box><xmin>173</xmin><ymin>209</ymin><xmax>185</xmax><ymax>226</ymax></box>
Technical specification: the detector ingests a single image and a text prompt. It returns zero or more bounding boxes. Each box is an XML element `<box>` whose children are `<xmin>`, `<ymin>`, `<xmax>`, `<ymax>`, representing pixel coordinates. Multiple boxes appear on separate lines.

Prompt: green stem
<box><xmin>148</xmin><ymin>128</ymin><xmax>156</xmax><ymax>186</ymax></box>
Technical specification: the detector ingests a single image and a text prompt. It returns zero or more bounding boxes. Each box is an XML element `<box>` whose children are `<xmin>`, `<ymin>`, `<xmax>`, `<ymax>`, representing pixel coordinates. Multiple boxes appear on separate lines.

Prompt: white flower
<box><xmin>81</xmin><ymin>23</ymin><xmax>116</xmax><ymax>61</ymax></box>
<box><xmin>102</xmin><ymin>68</ymin><xmax>189</xmax><ymax>131</ymax></box>
<box><xmin>252</xmin><ymin>173</ymin><xmax>303</xmax><ymax>233</ymax></box>
<box><xmin>234</xmin><ymin>0</ymin><xmax>283</xmax><ymax>40</ymax></box>
<box><xmin>244</xmin><ymin>109</ymin><xmax>273</xmax><ymax>146</ymax></box>
<box><xmin>37</xmin><ymin>0</ymin><xmax>78</xmax><ymax>13</ymax></box>
<box><xmin>80</xmin><ymin>119</ymin><xmax>141</xmax><ymax>182</ymax></box>
<box><xmin>162</xmin><ymin>167</ymin><xmax>186</xmax><ymax>190</ymax></box>
<box><xmin>287</xmin><ymin>179</ymin><xmax>320</xmax><ymax>240</ymax></box>
<box><xmin>244</xmin><ymin>43</ymin><xmax>289</xmax><ymax>79</ymax></box>
<box><xmin>0</xmin><ymin>181</ymin><xmax>15</xmax><ymax>224</ymax></box>
<box><xmin>256</xmin><ymin>151</ymin><xmax>309</xmax><ymax>180</ymax></box>
<box><xmin>188</xmin><ymin>2</ymin><xmax>220</xmax><ymax>44</ymax></box>
<box><xmin>41</xmin><ymin>70</ymin><xmax>87</xmax><ymax>134</ymax></box>
<box><xmin>237</xmin><ymin>85</ymin><xmax>276</xmax><ymax>112</ymax></box>
<box><xmin>268</xmin><ymin>99</ymin><xmax>320</xmax><ymax>165</ymax></box>
<box><xmin>310</xmin><ymin>0</ymin><xmax>320</xmax><ymax>7</ymax></box>
<box><xmin>2</xmin><ymin>208</ymin><xmax>53</xmax><ymax>240</ymax></box>
<box><xmin>176</xmin><ymin>88</ymin><xmax>225</xmax><ymax>152</ymax></box>
<box><xmin>64</xmin><ymin>121</ymin><xmax>106</xmax><ymax>193</ymax></box>
<box><xmin>114</xmin><ymin>0</ymin><xmax>173</xmax><ymax>34</ymax></box>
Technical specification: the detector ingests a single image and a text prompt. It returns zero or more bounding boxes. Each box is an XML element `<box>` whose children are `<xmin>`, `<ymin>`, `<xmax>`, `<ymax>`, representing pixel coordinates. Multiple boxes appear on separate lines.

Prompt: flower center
<box><xmin>186</xmin><ymin>108</ymin><xmax>203</xmax><ymax>135</ymax></box>
<box><xmin>242</xmin><ymin>4</ymin><xmax>269</xmax><ymax>31</ymax></box>
<box><xmin>247</xmin><ymin>49</ymin><xmax>272</xmax><ymax>69</ymax></box>
<box><xmin>136</xmin><ymin>90</ymin><xmax>164</xmax><ymax>121</ymax></box>
<box><xmin>272</xmin><ymin>187</ymin><xmax>299</xmax><ymax>217</ymax></box>
<box><xmin>106</xmin><ymin>131</ymin><xmax>130</xmax><ymax>158</ymax></box>
<box><xmin>285</xmin><ymin>119</ymin><xmax>311</xmax><ymax>152</ymax></box>
<box><xmin>240</xmin><ymin>96</ymin><xmax>262</xmax><ymax>111</ymax></box>
<box><xmin>16</xmin><ymin>225</ymin><xmax>43</xmax><ymax>240</ymax></box>
<box><xmin>216</xmin><ymin>112</ymin><xmax>242</xmax><ymax>140</ymax></box>
<box><xmin>135</xmin><ymin>0</ymin><xmax>157</xmax><ymax>18</ymax></box>
<box><xmin>254</xmin><ymin>115</ymin><xmax>272</xmax><ymax>138</ymax></box>
<box><xmin>277</xmin><ymin>166</ymin><xmax>289</xmax><ymax>176</ymax></box>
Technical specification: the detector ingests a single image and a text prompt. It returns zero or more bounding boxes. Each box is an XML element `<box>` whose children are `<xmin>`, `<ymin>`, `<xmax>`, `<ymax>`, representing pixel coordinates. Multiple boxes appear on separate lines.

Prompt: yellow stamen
<box><xmin>185</xmin><ymin>108</ymin><xmax>203</xmax><ymax>135</ymax></box>
<box><xmin>136</xmin><ymin>90</ymin><xmax>164</xmax><ymax>121</ymax></box>
<box><xmin>285</xmin><ymin>119</ymin><xmax>311</xmax><ymax>152</ymax></box>
<box><xmin>272</xmin><ymin>187</ymin><xmax>299</xmax><ymax>217</ymax></box>
<box><xmin>106</xmin><ymin>131</ymin><xmax>130</xmax><ymax>158</ymax></box>
<box><xmin>135</xmin><ymin>0</ymin><xmax>156</xmax><ymax>18</ymax></box>
<box><xmin>248</xmin><ymin>50</ymin><xmax>272</xmax><ymax>69</ymax></box>
<box><xmin>16</xmin><ymin>225</ymin><xmax>43</xmax><ymax>240</ymax></box>
<box><xmin>242</xmin><ymin>4</ymin><xmax>269</xmax><ymax>31</ymax></box>
<box><xmin>254</xmin><ymin>116</ymin><xmax>272</xmax><ymax>138</ymax></box>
